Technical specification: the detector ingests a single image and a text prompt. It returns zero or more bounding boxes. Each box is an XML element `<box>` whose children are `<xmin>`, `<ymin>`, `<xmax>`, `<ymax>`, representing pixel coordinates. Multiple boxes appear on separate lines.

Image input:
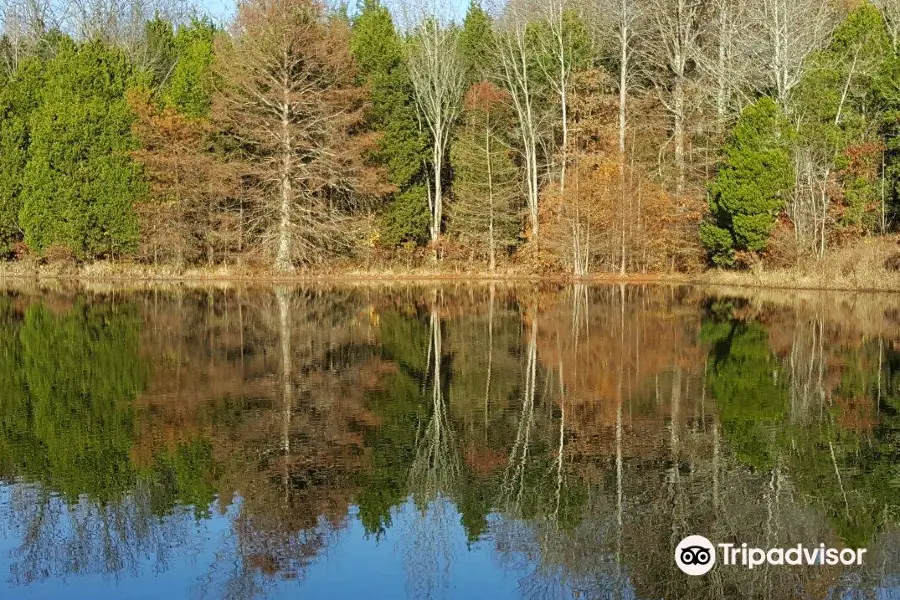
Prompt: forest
<box><xmin>2</xmin><ymin>0</ymin><xmax>900</xmax><ymax>276</ymax></box>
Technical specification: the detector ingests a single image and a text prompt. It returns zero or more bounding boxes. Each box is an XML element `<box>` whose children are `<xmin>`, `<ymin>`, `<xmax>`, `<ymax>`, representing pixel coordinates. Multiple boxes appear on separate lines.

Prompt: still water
<box><xmin>0</xmin><ymin>282</ymin><xmax>898</xmax><ymax>599</ymax></box>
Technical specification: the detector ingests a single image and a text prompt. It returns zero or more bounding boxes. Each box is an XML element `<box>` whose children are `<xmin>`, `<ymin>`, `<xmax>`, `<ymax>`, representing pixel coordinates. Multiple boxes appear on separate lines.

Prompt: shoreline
<box><xmin>1</xmin><ymin>261</ymin><xmax>898</xmax><ymax>293</ymax></box>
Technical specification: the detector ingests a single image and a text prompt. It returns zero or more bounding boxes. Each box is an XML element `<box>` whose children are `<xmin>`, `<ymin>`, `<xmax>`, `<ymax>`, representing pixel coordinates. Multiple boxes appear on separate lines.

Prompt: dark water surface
<box><xmin>0</xmin><ymin>283</ymin><xmax>898</xmax><ymax>599</ymax></box>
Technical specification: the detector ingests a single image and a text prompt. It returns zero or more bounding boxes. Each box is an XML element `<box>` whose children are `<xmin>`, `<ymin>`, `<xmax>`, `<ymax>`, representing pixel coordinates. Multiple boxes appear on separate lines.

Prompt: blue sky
<box><xmin>196</xmin><ymin>0</ymin><xmax>469</xmax><ymax>25</ymax></box>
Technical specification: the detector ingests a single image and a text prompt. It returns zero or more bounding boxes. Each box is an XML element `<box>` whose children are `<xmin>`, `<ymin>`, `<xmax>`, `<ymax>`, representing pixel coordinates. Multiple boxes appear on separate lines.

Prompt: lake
<box><xmin>0</xmin><ymin>282</ymin><xmax>898</xmax><ymax>599</ymax></box>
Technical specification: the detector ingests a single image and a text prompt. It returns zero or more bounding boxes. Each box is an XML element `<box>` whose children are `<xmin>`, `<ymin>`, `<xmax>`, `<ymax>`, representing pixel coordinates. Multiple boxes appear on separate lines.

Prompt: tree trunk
<box><xmin>486</xmin><ymin>122</ymin><xmax>496</xmax><ymax>272</ymax></box>
<box><xmin>674</xmin><ymin>74</ymin><xmax>685</xmax><ymax>198</ymax></box>
<box><xmin>277</xmin><ymin>287</ymin><xmax>292</xmax><ymax>503</ymax></box>
<box><xmin>619</xmin><ymin>5</ymin><xmax>628</xmax><ymax>275</ymax></box>
<box><xmin>276</xmin><ymin>96</ymin><xmax>293</xmax><ymax>273</ymax></box>
<box><xmin>432</xmin><ymin>136</ymin><xmax>443</xmax><ymax>244</ymax></box>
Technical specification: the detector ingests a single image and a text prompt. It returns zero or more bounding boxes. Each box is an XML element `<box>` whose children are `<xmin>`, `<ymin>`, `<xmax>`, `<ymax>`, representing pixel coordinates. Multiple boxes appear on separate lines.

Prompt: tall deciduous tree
<box><xmin>496</xmin><ymin>7</ymin><xmax>544</xmax><ymax>241</ymax></box>
<box><xmin>407</xmin><ymin>16</ymin><xmax>466</xmax><ymax>247</ymax></box>
<box><xmin>700</xmin><ymin>97</ymin><xmax>794</xmax><ymax>266</ymax></box>
<box><xmin>213</xmin><ymin>0</ymin><xmax>383</xmax><ymax>270</ymax></box>
<box><xmin>449</xmin><ymin>82</ymin><xmax>520</xmax><ymax>270</ymax></box>
<box><xmin>534</xmin><ymin>3</ymin><xmax>591</xmax><ymax>193</ymax></box>
<box><xmin>643</xmin><ymin>0</ymin><xmax>705</xmax><ymax>198</ymax></box>
<box><xmin>19</xmin><ymin>38</ymin><xmax>144</xmax><ymax>258</ymax></box>
<box><xmin>584</xmin><ymin>0</ymin><xmax>642</xmax><ymax>272</ymax></box>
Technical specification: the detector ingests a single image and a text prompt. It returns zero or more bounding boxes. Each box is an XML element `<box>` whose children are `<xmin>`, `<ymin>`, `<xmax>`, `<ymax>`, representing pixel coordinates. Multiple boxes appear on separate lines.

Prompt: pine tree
<box><xmin>350</xmin><ymin>0</ymin><xmax>430</xmax><ymax>247</ymax></box>
<box><xmin>19</xmin><ymin>39</ymin><xmax>144</xmax><ymax>258</ymax></box>
<box><xmin>458</xmin><ymin>1</ymin><xmax>494</xmax><ymax>85</ymax></box>
<box><xmin>700</xmin><ymin>97</ymin><xmax>794</xmax><ymax>266</ymax></box>
<box><xmin>449</xmin><ymin>82</ymin><xmax>520</xmax><ymax>270</ymax></box>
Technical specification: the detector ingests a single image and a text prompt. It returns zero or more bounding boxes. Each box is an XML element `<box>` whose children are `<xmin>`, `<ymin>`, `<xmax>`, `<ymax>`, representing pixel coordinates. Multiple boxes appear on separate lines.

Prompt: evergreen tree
<box><xmin>794</xmin><ymin>2</ymin><xmax>893</xmax><ymax>237</ymax></box>
<box><xmin>142</xmin><ymin>17</ymin><xmax>178</xmax><ymax>91</ymax></box>
<box><xmin>19</xmin><ymin>39</ymin><xmax>144</xmax><ymax>258</ymax></box>
<box><xmin>700</xmin><ymin>97</ymin><xmax>794</xmax><ymax>266</ymax></box>
<box><xmin>350</xmin><ymin>0</ymin><xmax>430</xmax><ymax>247</ymax></box>
<box><xmin>0</xmin><ymin>56</ymin><xmax>44</xmax><ymax>257</ymax></box>
<box><xmin>162</xmin><ymin>18</ymin><xmax>216</xmax><ymax>118</ymax></box>
<box><xmin>450</xmin><ymin>82</ymin><xmax>520</xmax><ymax>270</ymax></box>
<box><xmin>458</xmin><ymin>1</ymin><xmax>494</xmax><ymax>85</ymax></box>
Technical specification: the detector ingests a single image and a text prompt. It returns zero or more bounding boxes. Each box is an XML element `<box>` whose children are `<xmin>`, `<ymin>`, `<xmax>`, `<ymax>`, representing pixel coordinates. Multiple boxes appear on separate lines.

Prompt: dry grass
<box><xmin>697</xmin><ymin>236</ymin><xmax>900</xmax><ymax>292</ymax></box>
<box><xmin>1</xmin><ymin>235</ymin><xmax>898</xmax><ymax>291</ymax></box>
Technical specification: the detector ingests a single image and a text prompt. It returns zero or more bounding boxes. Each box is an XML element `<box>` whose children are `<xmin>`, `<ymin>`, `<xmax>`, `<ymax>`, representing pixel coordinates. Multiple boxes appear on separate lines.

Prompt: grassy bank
<box><xmin>696</xmin><ymin>236</ymin><xmax>900</xmax><ymax>292</ymax></box>
<box><xmin>1</xmin><ymin>236</ymin><xmax>898</xmax><ymax>292</ymax></box>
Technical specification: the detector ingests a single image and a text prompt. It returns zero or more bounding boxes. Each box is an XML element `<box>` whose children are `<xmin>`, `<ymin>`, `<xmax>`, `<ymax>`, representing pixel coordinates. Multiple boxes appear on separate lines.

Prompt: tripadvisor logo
<box><xmin>675</xmin><ymin>535</ymin><xmax>716</xmax><ymax>576</ymax></box>
<box><xmin>674</xmin><ymin>535</ymin><xmax>868</xmax><ymax>576</ymax></box>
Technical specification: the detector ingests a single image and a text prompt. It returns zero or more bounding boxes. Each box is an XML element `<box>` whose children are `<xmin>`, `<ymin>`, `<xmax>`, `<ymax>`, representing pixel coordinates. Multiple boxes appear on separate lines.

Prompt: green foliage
<box><xmin>449</xmin><ymin>83</ymin><xmax>520</xmax><ymax>261</ymax></box>
<box><xmin>355</xmin><ymin>366</ymin><xmax>426</xmax><ymax>534</ymax></box>
<box><xmin>702</xmin><ymin>97</ymin><xmax>794</xmax><ymax>266</ymax></box>
<box><xmin>0</xmin><ymin>300</ymin><xmax>147</xmax><ymax>503</ymax></box>
<box><xmin>0</xmin><ymin>57</ymin><xmax>44</xmax><ymax>257</ymax></box>
<box><xmin>458</xmin><ymin>1</ymin><xmax>494</xmax><ymax>85</ymax></box>
<box><xmin>795</xmin><ymin>3</ymin><xmax>893</xmax><ymax>233</ymax></box>
<box><xmin>377</xmin><ymin>185</ymin><xmax>431</xmax><ymax>247</ymax></box>
<box><xmin>162</xmin><ymin>19</ymin><xmax>216</xmax><ymax>118</ymax></box>
<box><xmin>351</xmin><ymin>0</ymin><xmax>429</xmax><ymax>246</ymax></box>
<box><xmin>147</xmin><ymin>437</ymin><xmax>220</xmax><ymax>519</ymax></box>
<box><xmin>704</xmin><ymin>304</ymin><xmax>900</xmax><ymax>546</ymax></box>
<box><xmin>143</xmin><ymin>17</ymin><xmax>178</xmax><ymax>91</ymax></box>
<box><xmin>702</xmin><ymin>311</ymin><xmax>789</xmax><ymax>471</ymax></box>
<box><xmin>354</xmin><ymin>310</ymin><xmax>431</xmax><ymax>533</ymax></box>
<box><xmin>18</xmin><ymin>39</ymin><xmax>144</xmax><ymax>258</ymax></box>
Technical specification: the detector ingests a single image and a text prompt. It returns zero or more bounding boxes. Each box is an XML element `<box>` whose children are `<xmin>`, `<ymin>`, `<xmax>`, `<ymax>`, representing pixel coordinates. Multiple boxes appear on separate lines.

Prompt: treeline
<box><xmin>1</xmin><ymin>0</ymin><xmax>900</xmax><ymax>273</ymax></box>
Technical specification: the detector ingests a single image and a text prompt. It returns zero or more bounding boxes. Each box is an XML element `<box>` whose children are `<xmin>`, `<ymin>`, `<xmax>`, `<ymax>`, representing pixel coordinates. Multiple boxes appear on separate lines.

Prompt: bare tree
<box><xmin>752</xmin><ymin>0</ymin><xmax>835</xmax><ymax>108</ymax></box>
<box><xmin>495</xmin><ymin>5</ymin><xmax>543</xmax><ymax>241</ymax></box>
<box><xmin>642</xmin><ymin>0</ymin><xmax>705</xmax><ymax>198</ymax></box>
<box><xmin>535</xmin><ymin>0</ymin><xmax>582</xmax><ymax>194</ymax></box>
<box><xmin>595</xmin><ymin>0</ymin><xmax>640</xmax><ymax>271</ymax></box>
<box><xmin>213</xmin><ymin>0</ymin><xmax>382</xmax><ymax>271</ymax></box>
<box><xmin>877</xmin><ymin>0</ymin><xmax>900</xmax><ymax>50</ymax></box>
<box><xmin>699</xmin><ymin>0</ymin><xmax>756</xmax><ymax>133</ymax></box>
<box><xmin>66</xmin><ymin>0</ymin><xmax>191</xmax><ymax>55</ymax></box>
<box><xmin>406</xmin><ymin>13</ymin><xmax>466</xmax><ymax>248</ymax></box>
<box><xmin>0</xmin><ymin>0</ymin><xmax>58</xmax><ymax>73</ymax></box>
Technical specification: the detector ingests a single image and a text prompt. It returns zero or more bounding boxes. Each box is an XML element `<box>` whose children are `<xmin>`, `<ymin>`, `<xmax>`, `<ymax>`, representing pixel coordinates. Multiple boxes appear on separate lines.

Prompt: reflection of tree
<box><xmin>404</xmin><ymin>302</ymin><xmax>464</xmax><ymax>600</ymax></box>
<box><xmin>0</xmin><ymin>300</ymin><xmax>146</xmax><ymax>502</ymax></box>
<box><xmin>0</xmin><ymin>295</ymin><xmax>218</xmax><ymax>583</ymax></box>
<box><xmin>4</xmin><ymin>483</ymin><xmax>194</xmax><ymax>585</ymax></box>
<box><xmin>1</xmin><ymin>284</ymin><xmax>899</xmax><ymax>598</ymax></box>
<box><xmin>409</xmin><ymin>306</ymin><xmax>461</xmax><ymax>502</ymax></box>
<box><xmin>704</xmin><ymin>300</ymin><xmax>900</xmax><ymax>549</ymax></box>
<box><xmin>499</xmin><ymin>313</ymin><xmax>538</xmax><ymax>516</ymax></box>
<box><xmin>703</xmin><ymin>309</ymin><xmax>789</xmax><ymax>471</ymax></box>
<box><xmin>208</xmin><ymin>287</ymin><xmax>378</xmax><ymax>593</ymax></box>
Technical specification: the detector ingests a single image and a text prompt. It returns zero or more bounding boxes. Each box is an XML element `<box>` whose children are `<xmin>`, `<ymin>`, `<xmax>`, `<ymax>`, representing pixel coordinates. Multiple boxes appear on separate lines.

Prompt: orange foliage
<box><xmin>537</xmin><ymin>69</ymin><xmax>703</xmax><ymax>275</ymax></box>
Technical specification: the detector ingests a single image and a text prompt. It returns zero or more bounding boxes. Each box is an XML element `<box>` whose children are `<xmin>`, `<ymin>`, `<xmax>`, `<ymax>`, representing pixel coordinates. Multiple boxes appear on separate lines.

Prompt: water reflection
<box><xmin>0</xmin><ymin>283</ymin><xmax>898</xmax><ymax>599</ymax></box>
